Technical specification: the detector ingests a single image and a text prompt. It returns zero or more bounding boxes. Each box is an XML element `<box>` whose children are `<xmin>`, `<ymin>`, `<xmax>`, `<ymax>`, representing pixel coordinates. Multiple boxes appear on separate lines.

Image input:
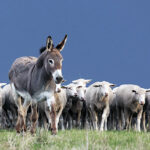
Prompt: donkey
<box><xmin>9</xmin><ymin>35</ymin><xmax>67</xmax><ymax>135</ymax></box>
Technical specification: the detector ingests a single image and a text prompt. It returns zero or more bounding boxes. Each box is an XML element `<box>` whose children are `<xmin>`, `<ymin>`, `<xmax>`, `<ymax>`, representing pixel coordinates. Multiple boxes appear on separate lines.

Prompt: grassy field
<box><xmin>0</xmin><ymin>129</ymin><xmax>150</xmax><ymax>150</ymax></box>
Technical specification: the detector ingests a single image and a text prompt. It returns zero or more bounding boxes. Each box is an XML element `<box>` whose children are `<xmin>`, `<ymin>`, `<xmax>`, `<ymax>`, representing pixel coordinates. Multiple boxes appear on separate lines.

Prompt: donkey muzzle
<box><xmin>55</xmin><ymin>76</ymin><xmax>63</xmax><ymax>84</ymax></box>
<box><xmin>52</xmin><ymin>69</ymin><xmax>63</xmax><ymax>84</ymax></box>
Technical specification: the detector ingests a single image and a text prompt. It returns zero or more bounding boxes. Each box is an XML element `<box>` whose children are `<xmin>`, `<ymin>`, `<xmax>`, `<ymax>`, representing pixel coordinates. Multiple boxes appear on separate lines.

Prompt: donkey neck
<box><xmin>28</xmin><ymin>63</ymin><xmax>55</xmax><ymax>96</ymax></box>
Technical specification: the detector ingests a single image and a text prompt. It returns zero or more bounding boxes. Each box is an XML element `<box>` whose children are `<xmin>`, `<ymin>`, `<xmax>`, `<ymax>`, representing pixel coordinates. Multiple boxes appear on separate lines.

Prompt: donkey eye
<box><xmin>48</xmin><ymin>59</ymin><xmax>54</xmax><ymax>65</ymax></box>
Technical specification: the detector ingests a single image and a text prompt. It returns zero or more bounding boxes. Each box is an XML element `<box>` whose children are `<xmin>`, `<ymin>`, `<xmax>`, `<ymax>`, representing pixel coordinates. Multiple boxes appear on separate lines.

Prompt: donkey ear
<box><xmin>56</xmin><ymin>34</ymin><xmax>67</xmax><ymax>51</ymax></box>
<box><xmin>46</xmin><ymin>36</ymin><xmax>53</xmax><ymax>51</ymax></box>
<box><xmin>146</xmin><ymin>89</ymin><xmax>150</xmax><ymax>92</ymax></box>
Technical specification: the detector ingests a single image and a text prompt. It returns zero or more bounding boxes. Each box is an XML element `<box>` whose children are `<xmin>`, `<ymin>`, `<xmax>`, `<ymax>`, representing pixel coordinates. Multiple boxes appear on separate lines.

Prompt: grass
<box><xmin>0</xmin><ymin>129</ymin><xmax>150</xmax><ymax>150</ymax></box>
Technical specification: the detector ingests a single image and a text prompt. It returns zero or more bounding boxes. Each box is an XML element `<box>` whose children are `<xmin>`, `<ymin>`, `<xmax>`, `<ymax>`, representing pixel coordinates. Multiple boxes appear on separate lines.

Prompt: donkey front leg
<box><xmin>50</xmin><ymin>103</ymin><xmax>57</xmax><ymax>135</ymax></box>
<box><xmin>16</xmin><ymin>97</ymin><xmax>25</xmax><ymax>133</ymax></box>
<box><xmin>30</xmin><ymin>103</ymin><xmax>38</xmax><ymax>134</ymax></box>
<box><xmin>22</xmin><ymin>100</ymin><xmax>31</xmax><ymax>132</ymax></box>
<box><xmin>46</xmin><ymin>96</ymin><xmax>57</xmax><ymax>135</ymax></box>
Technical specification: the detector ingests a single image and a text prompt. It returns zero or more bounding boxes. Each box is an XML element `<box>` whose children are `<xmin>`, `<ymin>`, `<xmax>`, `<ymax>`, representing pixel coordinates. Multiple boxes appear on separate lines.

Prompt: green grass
<box><xmin>0</xmin><ymin>129</ymin><xmax>150</xmax><ymax>150</ymax></box>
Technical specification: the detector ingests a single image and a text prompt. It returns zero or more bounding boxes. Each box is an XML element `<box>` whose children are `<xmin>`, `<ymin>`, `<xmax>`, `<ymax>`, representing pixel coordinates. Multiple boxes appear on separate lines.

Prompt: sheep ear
<box><xmin>0</xmin><ymin>83</ymin><xmax>7</xmax><ymax>87</ymax></box>
<box><xmin>93</xmin><ymin>85</ymin><xmax>100</xmax><ymax>88</ymax></box>
<box><xmin>72</xmin><ymin>80</ymin><xmax>78</xmax><ymax>84</ymax></box>
<box><xmin>109</xmin><ymin>84</ymin><xmax>116</xmax><ymax>87</ymax></box>
<box><xmin>46</xmin><ymin>36</ymin><xmax>53</xmax><ymax>51</ymax></box>
<box><xmin>62</xmin><ymin>80</ymin><xmax>66</xmax><ymax>83</ymax></box>
<box><xmin>146</xmin><ymin>89</ymin><xmax>150</xmax><ymax>92</ymax></box>
<box><xmin>84</xmin><ymin>79</ymin><xmax>92</xmax><ymax>84</ymax></box>
<box><xmin>132</xmin><ymin>90</ymin><xmax>136</xmax><ymax>93</ymax></box>
<box><xmin>56</xmin><ymin>34</ymin><xmax>67</xmax><ymax>51</ymax></box>
<box><xmin>61</xmin><ymin>86</ymin><xmax>67</xmax><ymax>89</ymax></box>
<box><xmin>77</xmin><ymin>86</ymin><xmax>82</xmax><ymax>88</ymax></box>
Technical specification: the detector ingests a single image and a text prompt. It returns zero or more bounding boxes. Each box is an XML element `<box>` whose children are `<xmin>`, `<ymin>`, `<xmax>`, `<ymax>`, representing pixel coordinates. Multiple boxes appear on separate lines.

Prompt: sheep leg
<box><xmin>62</xmin><ymin>112</ymin><xmax>67</xmax><ymax>129</ymax></box>
<box><xmin>0</xmin><ymin>95</ymin><xmax>3</xmax><ymax>129</ymax></box>
<box><xmin>117</xmin><ymin>107</ymin><xmax>122</xmax><ymax>130</ymax></box>
<box><xmin>147</xmin><ymin>113</ymin><xmax>150</xmax><ymax>131</ymax></box>
<box><xmin>142</xmin><ymin>112</ymin><xmax>146</xmax><ymax>132</ymax></box>
<box><xmin>0</xmin><ymin>108</ymin><xmax>3</xmax><ymax>129</ymax></box>
<box><xmin>84</xmin><ymin>106</ymin><xmax>88</xmax><ymax>129</ymax></box>
<box><xmin>104</xmin><ymin>109</ymin><xmax>110</xmax><ymax>131</ymax></box>
<box><xmin>59</xmin><ymin>115</ymin><xmax>64</xmax><ymax>130</ymax></box>
<box><xmin>121</xmin><ymin>109</ymin><xmax>125</xmax><ymax>129</ymax></box>
<box><xmin>112</xmin><ymin>107</ymin><xmax>117</xmax><ymax>130</ymax></box>
<box><xmin>105</xmin><ymin>108</ymin><xmax>110</xmax><ymax>131</ymax></box>
<box><xmin>104</xmin><ymin>117</ymin><xmax>107</xmax><ymax>131</ymax></box>
<box><xmin>100</xmin><ymin>107</ymin><xmax>109</xmax><ymax>131</ymax></box>
<box><xmin>89</xmin><ymin>108</ymin><xmax>98</xmax><ymax>130</ymax></box>
<box><xmin>68</xmin><ymin>114</ymin><xmax>72</xmax><ymax>129</ymax></box>
<box><xmin>136</xmin><ymin>108</ymin><xmax>143</xmax><ymax>132</ymax></box>
<box><xmin>82</xmin><ymin>106</ymin><xmax>88</xmax><ymax>129</ymax></box>
<box><xmin>45</xmin><ymin>109</ymin><xmax>51</xmax><ymax>130</ymax></box>
<box><xmin>124</xmin><ymin>109</ymin><xmax>130</xmax><ymax>130</ymax></box>
<box><xmin>56</xmin><ymin>107</ymin><xmax>63</xmax><ymax>131</ymax></box>
<box><xmin>11</xmin><ymin>107</ymin><xmax>17</xmax><ymax>128</ymax></box>
<box><xmin>43</xmin><ymin>115</ymin><xmax>48</xmax><ymax>129</ymax></box>
<box><xmin>76</xmin><ymin>111</ymin><xmax>81</xmax><ymax>128</ymax></box>
<box><xmin>108</xmin><ymin>109</ymin><xmax>112</xmax><ymax>130</ymax></box>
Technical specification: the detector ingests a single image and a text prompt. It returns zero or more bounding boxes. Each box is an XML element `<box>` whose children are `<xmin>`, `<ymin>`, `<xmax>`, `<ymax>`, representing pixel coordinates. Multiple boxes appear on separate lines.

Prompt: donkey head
<box><xmin>38</xmin><ymin>35</ymin><xmax>67</xmax><ymax>84</ymax></box>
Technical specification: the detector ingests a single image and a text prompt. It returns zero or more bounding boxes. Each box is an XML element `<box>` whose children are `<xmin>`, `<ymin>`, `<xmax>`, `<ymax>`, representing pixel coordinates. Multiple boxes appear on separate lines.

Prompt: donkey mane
<box><xmin>37</xmin><ymin>50</ymin><xmax>49</xmax><ymax>68</ymax></box>
<box><xmin>40</xmin><ymin>46</ymin><xmax>46</xmax><ymax>54</ymax></box>
<box><xmin>40</xmin><ymin>44</ymin><xmax>55</xmax><ymax>54</ymax></box>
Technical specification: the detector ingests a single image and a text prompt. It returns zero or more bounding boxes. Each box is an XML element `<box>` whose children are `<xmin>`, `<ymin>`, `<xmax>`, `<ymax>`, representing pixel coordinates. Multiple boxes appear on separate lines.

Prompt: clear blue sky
<box><xmin>0</xmin><ymin>1</ymin><xmax>150</xmax><ymax>88</ymax></box>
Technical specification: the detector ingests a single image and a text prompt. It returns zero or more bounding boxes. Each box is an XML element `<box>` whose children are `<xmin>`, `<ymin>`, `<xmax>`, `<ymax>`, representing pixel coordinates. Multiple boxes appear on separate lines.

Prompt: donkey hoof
<box><xmin>23</xmin><ymin>129</ymin><xmax>27</xmax><ymax>133</ymax></box>
<box><xmin>51</xmin><ymin>129</ymin><xmax>57</xmax><ymax>135</ymax></box>
<box><xmin>23</xmin><ymin>125</ymin><xmax>27</xmax><ymax>132</ymax></box>
<box><xmin>46</xmin><ymin>106</ymin><xmax>51</xmax><ymax>111</ymax></box>
<box><xmin>16</xmin><ymin>126</ymin><xmax>21</xmax><ymax>133</ymax></box>
<box><xmin>16</xmin><ymin>130</ymin><xmax>21</xmax><ymax>133</ymax></box>
<box><xmin>30</xmin><ymin>128</ymin><xmax>36</xmax><ymax>135</ymax></box>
